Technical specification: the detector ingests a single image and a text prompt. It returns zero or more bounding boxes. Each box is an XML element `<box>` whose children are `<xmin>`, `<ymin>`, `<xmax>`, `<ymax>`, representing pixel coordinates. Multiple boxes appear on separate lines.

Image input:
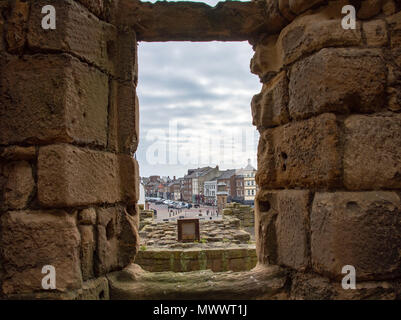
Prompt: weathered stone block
<box><xmin>77</xmin><ymin>0</ymin><xmax>105</xmax><ymax>19</ymax></box>
<box><xmin>96</xmin><ymin>206</ymin><xmax>138</xmax><ymax>275</ymax></box>
<box><xmin>0</xmin><ymin>146</ymin><xmax>36</xmax><ymax>161</ymax></box>
<box><xmin>255</xmin><ymin>189</ymin><xmax>310</xmax><ymax>270</ymax></box>
<box><xmin>278</xmin><ymin>0</ymin><xmax>296</xmax><ymax>21</ymax></box>
<box><xmin>357</xmin><ymin>0</ymin><xmax>383</xmax><ymax>19</ymax></box>
<box><xmin>0</xmin><ymin>54</ymin><xmax>108</xmax><ymax>146</ymax></box>
<box><xmin>275</xmin><ymin>190</ymin><xmax>311</xmax><ymax>271</ymax></box>
<box><xmin>109</xmin><ymin>81</ymin><xmax>140</xmax><ymax>154</ymax></box>
<box><xmin>121</xmin><ymin>0</ymin><xmax>284</xmax><ymax>41</ymax></box>
<box><xmin>311</xmin><ymin>192</ymin><xmax>401</xmax><ymax>281</ymax></box>
<box><xmin>255</xmin><ymin>190</ymin><xmax>279</xmax><ymax>265</ymax></box>
<box><xmin>257</xmin><ymin>113</ymin><xmax>341</xmax><ymax>189</ymax></box>
<box><xmin>78</xmin><ymin>208</ymin><xmax>97</xmax><ymax>225</ymax></box>
<box><xmin>28</xmin><ymin>0</ymin><xmax>116</xmax><ymax>74</ymax></box>
<box><xmin>290</xmin><ymin>272</ymin><xmax>400</xmax><ymax>300</ymax></box>
<box><xmin>79</xmin><ymin>225</ymin><xmax>95</xmax><ymax>281</ymax></box>
<box><xmin>251</xmin><ymin>71</ymin><xmax>290</xmax><ymax>130</ymax></box>
<box><xmin>0</xmin><ymin>210</ymin><xmax>82</xmax><ymax>295</ymax></box>
<box><xmin>363</xmin><ymin>20</ymin><xmax>388</xmax><ymax>46</ymax></box>
<box><xmin>344</xmin><ymin>114</ymin><xmax>401</xmax><ymax>190</ymax></box>
<box><xmin>76</xmin><ymin>276</ymin><xmax>109</xmax><ymax>300</ymax></box>
<box><xmin>5</xmin><ymin>0</ymin><xmax>29</xmax><ymax>53</ymax></box>
<box><xmin>1</xmin><ymin>161</ymin><xmax>34</xmax><ymax>210</ymax></box>
<box><xmin>278</xmin><ymin>3</ymin><xmax>363</xmax><ymax>66</ymax></box>
<box><xmin>288</xmin><ymin>0</ymin><xmax>326</xmax><ymax>14</ymax></box>
<box><xmin>387</xmin><ymin>11</ymin><xmax>401</xmax><ymax>67</ymax></box>
<box><xmin>38</xmin><ymin>144</ymin><xmax>138</xmax><ymax>207</ymax></box>
<box><xmin>251</xmin><ymin>35</ymin><xmax>282</xmax><ymax>82</ymax></box>
<box><xmin>116</xmin><ymin>27</ymin><xmax>138</xmax><ymax>85</ymax></box>
<box><xmin>289</xmin><ymin>48</ymin><xmax>386</xmax><ymax>120</ymax></box>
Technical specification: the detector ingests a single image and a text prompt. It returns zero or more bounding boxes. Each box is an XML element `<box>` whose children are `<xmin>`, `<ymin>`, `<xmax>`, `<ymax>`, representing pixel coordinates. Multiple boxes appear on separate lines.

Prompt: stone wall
<box><xmin>0</xmin><ymin>0</ymin><xmax>140</xmax><ymax>299</ymax></box>
<box><xmin>252</xmin><ymin>0</ymin><xmax>401</xmax><ymax>299</ymax></box>
<box><xmin>223</xmin><ymin>203</ymin><xmax>255</xmax><ymax>228</ymax></box>
<box><xmin>139</xmin><ymin>217</ymin><xmax>251</xmax><ymax>247</ymax></box>
<box><xmin>135</xmin><ymin>247</ymin><xmax>257</xmax><ymax>273</ymax></box>
<box><xmin>0</xmin><ymin>0</ymin><xmax>400</xmax><ymax>300</ymax></box>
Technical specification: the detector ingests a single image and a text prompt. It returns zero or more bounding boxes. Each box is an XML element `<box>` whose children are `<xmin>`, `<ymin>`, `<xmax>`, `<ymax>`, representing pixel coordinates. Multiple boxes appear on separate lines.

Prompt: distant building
<box><xmin>184</xmin><ymin>166</ymin><xmax>219</xmax><ymax>203</ymax></box>
<box><xmin>216</xmin><ymin>169</ymin><xmax>236</xmax><ymax>202</ymax></box>
<box><xmin>237</xmin><ymin>159</ymin><xmax>257</xmax><ymax>205</ymax></box>
<box><xmin>204</xmin><ymin>179</ymin><xmax>217</xmax><ymax>205</ymax></box>
<box><xmin>233</xmin><ymin>173</ymin><xmax>245</xmax><ymax>203</ymax></box>
<box><xmin>182</xmin><ymin>169</ymin><xmax>195</xmax><ymax>202</ymax></box>
<box><xmin>168</xmin><ymin>178</ymin><xmax>181</xmax><ymax>201</ymax></box>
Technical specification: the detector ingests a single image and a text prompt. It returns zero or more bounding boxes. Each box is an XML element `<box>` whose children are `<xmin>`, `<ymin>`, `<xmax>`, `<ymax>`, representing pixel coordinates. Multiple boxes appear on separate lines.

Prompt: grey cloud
<box><xmin>136</xmin><ymin>41</ymin><xmax>260</xmax><ymax>177</ymax></box>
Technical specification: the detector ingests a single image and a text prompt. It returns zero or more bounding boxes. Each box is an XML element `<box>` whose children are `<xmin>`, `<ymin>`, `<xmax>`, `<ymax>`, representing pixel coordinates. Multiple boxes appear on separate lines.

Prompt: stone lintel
<box><xmin>118</xmin><ymin>1</ymin><xmax>277</xmax><ymax>41</ymax></box>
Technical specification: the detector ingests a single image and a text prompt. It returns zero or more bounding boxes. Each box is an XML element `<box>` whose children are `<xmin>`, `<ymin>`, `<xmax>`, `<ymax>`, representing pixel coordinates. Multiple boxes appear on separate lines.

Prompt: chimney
<box><xmin>248</xmin><ymin>158</ymin><xmax>251</xmax><ymax>166</ymax></box>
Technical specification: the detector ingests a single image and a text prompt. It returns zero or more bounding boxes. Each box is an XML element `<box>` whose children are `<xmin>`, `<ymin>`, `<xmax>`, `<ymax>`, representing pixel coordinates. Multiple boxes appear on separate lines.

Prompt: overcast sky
<box><xmin>136</xmin><ymin>0</ymin><xmax>260</xmax><ymax>178</ymax></box>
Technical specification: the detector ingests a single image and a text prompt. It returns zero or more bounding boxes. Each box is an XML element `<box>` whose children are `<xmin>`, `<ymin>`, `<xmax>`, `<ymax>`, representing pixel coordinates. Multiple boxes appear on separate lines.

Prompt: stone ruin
<box><xmin>139</xmin><ymin>216</ymin><xmax>251</xmax><ymax>247</ymax></box>
<box><xmin>223</xmin><ymin>202</ymin><xmax>255</xmax><ymax>235</ymax></box>
<box><xmin>0</xmin><ymin>0</ymin><xmax>401</xmax><ymax>299</ymax></box>
<box><xmin>136</xmin><ymin>217</ymin><xmax>256</xmax><ymax>273</ymax></box>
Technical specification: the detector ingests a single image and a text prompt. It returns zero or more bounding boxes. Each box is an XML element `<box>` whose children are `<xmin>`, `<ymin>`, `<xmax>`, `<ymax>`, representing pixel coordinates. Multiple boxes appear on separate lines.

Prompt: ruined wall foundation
<box><xmin>252</xmin><ymin>0</ymin><xmax>401</xmax><ymax>299</ymax></box>
<box><xmin>0</xmin><ymin>0</ymin><xmax>400</xmax><ymax>300</ymax></box>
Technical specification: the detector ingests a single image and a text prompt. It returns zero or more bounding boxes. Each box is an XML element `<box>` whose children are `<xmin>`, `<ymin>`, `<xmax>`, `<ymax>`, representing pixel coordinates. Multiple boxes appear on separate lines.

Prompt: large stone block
<box><xmin>275</xmin><ymin>190</ymin><xmax>311</xmax><ymax>271</ymax></box>
<box><xmin>121</xmin><ymin>0</ymin><xmax>285</xmax><ymax>41</ymax></box>
<box><xmin>95</xmin><ymin>206</ymin><xmax>139</xmax><ymax>275</ymax></box>
<box><xmin>38</xmin><ymin>144</ymin><xmax>138</xmax><ymax>207</ymax></box>
<box><xmin>250</xmin><ymin>35</ymin><xmax>282</xmax><ymax>82</ymax></box>
<box><xmin>108</xmin><ymin>81</ymin><xmax>140</xmax><ymax>154</ymax></box>
<box><xmin>0</xmin><ymin>54</ymin><xmax>108</xmax><ymax>146</ymax></box>
<box><xmin>311</xmin><ymin>192</ymin><xmax>401</xmax><ymax>281</ymax></box>
<box><xmin>257</xmin><ymin>113</ymin><xmax>341</xmax><ymax>189</ymax></box>
<box><xmin>28</xmin><ymin>0</ymin><xmax>116</xmax><ymax>75</ymax></box>
<box><xmin>256</xmin><ymin>189</ymin><xmax>310</xmax><ymax>270</ymax></box>
<box><xmin>344</xmin><ymin>114</ymin><xmax>401</xmax><ymax>190</ymax></box>
<box><xmin>387</xmin><ymin>11</ymin><xmax>401</xmax><ymax>67</ymax></box>
<box><xmin>278</xmin><ymin>2</ymin><xmax>363</xmax><ymax>66</ymax></box>
<box><xmin>0</xmin><ymin>210</ymin><xmax>82</xmax><ymax>295</ymax></box>
<box><xmin>289</xmin><ymin>48</ymin><xmax>387</xmax><ymax>120</ymax></box>
<box><xmin>251</xmin><ymin>71</ymin><xmax>290</xmax><ymax>130</ymax></box>
<box><xmin>255</xmin><ymin>190</ymin><xmax>279</xmax><ymax>265</ymax></box>
<box><xmin>79</xmin><ymin>225</ymin><xmax>95</xmax><ymax>281</ymax></box>
<box><xmin>1</xmin><ymin>161</ymin><xmax>34</xmax><ymax>210</ymax></box>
